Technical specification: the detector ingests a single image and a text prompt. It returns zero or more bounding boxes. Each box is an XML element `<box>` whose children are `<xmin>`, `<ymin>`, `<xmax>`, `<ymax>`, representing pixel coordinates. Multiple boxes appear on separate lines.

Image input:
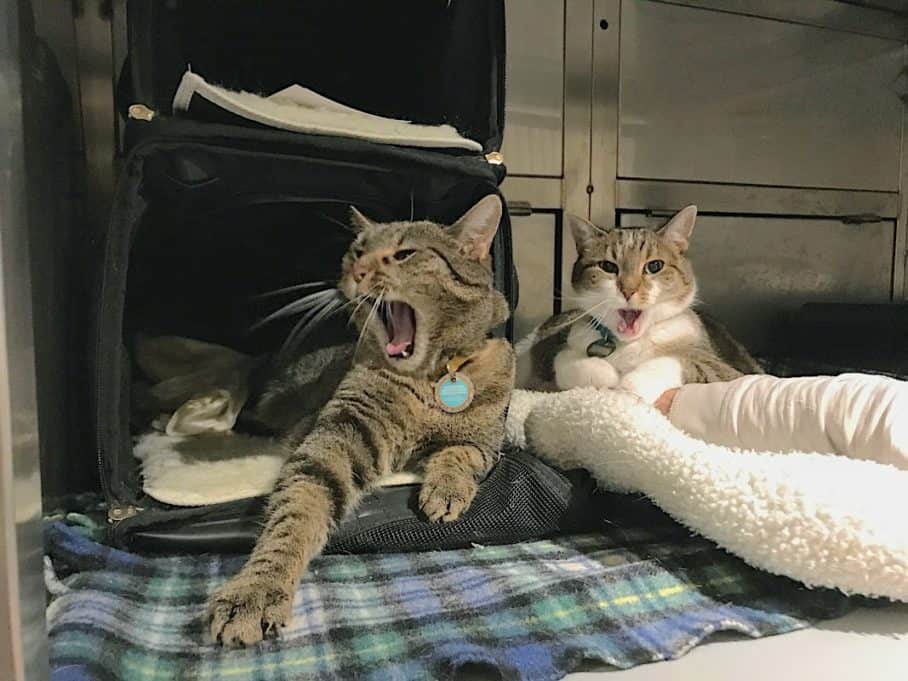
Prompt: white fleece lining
<box><xmin>172</xmin><ymin>71</ymin><xmax>484</xmax><ymax>152</ymax></box>
<box><xmin>505</xmin><ymin>388</ymin><xmax>908</xmax><ymax>602</ymax></box>
<box><xmin>135</xmin><ymin>430</ymin><xmax>422</xmax><ymax>507</ymax></box>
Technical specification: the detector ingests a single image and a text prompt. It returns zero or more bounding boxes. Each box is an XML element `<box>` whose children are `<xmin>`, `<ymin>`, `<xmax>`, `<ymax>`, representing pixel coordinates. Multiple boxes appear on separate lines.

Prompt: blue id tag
<box><xmin>434</xmin><ymin>373</ymin><xmax>474</xmax><ymax>413</ymax></box>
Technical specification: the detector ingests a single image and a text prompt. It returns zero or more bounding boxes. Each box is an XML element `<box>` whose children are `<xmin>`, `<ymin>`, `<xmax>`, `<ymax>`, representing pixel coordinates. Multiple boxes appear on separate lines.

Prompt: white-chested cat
<box><xmin>528</xmin><ymin>206</ymin><xmax>761</xmax><ymax>402</ymax></box>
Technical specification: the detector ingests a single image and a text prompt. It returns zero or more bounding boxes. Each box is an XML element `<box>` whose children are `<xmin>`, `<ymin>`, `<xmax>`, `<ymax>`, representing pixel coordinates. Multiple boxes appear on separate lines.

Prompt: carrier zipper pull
<box><xmin>107</xmin><ymin>504</ymin><xmax>142</xmax><ymax>524</ymax></box>
<box><xmin>128</xmin><ymin>104</ymin><xmax>156</xmax><ymax>122</ymax></box>
<box><xmin>485</xmin><ymin>151</ymin><xmax>504</xmax><ymax>165</ymax></box>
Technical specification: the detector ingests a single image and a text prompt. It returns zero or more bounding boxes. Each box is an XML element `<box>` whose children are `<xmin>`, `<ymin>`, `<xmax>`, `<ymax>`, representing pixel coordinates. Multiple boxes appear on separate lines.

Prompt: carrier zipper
<box><xmin>107</xmin><ymin>504</ymin><xmax>143</xmax><ymax>524</ymax></box>
<box><xmin>128</xmin><ymin>103</ymin><xmax>156</xmax><ymax>121</ymax></box>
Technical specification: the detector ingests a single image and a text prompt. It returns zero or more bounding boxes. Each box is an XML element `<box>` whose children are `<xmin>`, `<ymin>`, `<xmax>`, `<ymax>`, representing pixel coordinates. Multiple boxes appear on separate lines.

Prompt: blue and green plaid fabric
<box><xmin>46</xmin><ymin>498</ymin><xmax>853</xmax><ymax>681</ymax></box>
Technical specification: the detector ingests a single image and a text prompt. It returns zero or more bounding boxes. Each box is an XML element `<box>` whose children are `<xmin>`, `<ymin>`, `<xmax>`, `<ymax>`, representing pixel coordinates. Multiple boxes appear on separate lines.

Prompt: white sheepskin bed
<box><xmin>505</xmin><ymin>388</ymin><xmax>908</xmax><ymax>603</ymax></box>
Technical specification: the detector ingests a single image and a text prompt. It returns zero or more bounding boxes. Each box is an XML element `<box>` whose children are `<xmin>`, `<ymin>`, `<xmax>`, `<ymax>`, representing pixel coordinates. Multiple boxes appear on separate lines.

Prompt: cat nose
<box><xmin>352</xmin><ymin>259</ymin><xmax>370</xmax><ymax>283</ymax></box>
<box><xmin>619</xmin><ymin>286</ymin><xmax>636</xmax><ymax>301</ymax></box>
<box><xmin>352</xmin><ymin>248</ymin><xmax>395</xmax><ymax>283</ymax></box>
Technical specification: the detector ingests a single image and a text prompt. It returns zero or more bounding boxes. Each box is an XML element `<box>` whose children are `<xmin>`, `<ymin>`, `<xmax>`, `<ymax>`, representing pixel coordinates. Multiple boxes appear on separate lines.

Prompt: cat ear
<box><xmin>657</xmin><ymin>205</ymin><xmax>697</xmax><ymax>253</ymax></box>
<box><xmin>449</xmin><ymin>194</ymin><xmax>502</xmax><ymax>262</ymax></box>
<box><xmin>349</xmin><ymin>206</ymin><xmax>373</xmax><ymax>233</ymax></box>
<box><xmin>567</xmin><ymin>214</ymin><xmax>607</xmax><ymax>254</ymax></box>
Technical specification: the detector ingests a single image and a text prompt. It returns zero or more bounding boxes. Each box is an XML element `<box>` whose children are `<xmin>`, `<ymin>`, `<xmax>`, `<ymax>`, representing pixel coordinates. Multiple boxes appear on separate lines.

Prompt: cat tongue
<box><xmin>385</xmin><ymin>302</ymin><xmax>415</xmax><ymax>357</ymax></box>
<box><xmin>617</xmin><ymin>309</ymin><xmax>642</xmax><ymax>335</ymax></box>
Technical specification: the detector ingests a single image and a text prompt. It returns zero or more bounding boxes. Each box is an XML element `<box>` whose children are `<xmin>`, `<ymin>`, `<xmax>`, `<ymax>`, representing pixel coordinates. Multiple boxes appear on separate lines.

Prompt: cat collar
<box><xmin>587</xmin><ymin>317</ymin><xmax>617</xmax><ymax>358</ymax></box>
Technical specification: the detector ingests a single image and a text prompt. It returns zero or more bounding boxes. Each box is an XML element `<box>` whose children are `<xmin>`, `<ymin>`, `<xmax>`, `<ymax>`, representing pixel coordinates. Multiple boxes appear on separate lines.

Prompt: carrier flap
<box><xmin>120</xmin><ymin>0</ymin><xmax>505</xmax><ymax>153</ymax></box>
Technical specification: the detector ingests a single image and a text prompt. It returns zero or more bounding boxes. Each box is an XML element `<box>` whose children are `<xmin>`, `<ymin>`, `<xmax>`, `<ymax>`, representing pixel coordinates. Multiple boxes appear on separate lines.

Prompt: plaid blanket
<box><xmin>46</xmin><ymin>497</ymin><xmax>854</xmax><ymax>681</ymax></box>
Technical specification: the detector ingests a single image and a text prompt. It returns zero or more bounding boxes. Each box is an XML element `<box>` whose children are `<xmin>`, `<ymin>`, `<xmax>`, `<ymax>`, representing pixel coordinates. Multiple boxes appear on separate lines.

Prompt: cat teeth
<box><xmin>400</xmin><ymin>349</ymin><xmax>411</xmax><ymax>358</ymax></box>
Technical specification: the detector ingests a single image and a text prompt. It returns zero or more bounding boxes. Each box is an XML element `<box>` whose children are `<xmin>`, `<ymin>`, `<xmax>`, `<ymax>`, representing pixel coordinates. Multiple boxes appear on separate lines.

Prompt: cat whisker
<box><xmin>280</xmin><ymin>295</ymin><xmax>348</xmax><ymax>356</ymax></box>
<box><xmin>355</xmin><ymin>290</ymin><xmax>385</xmax><ymax>356</ymax></box>
<box><xmin>278</xmin><ymin>288</ymin><xmax>387</xmax><ymax>359</ymax></box>
<box><xmin>513</xmin><ymin>298</ymin><xmax>615</xmax><ymax>357</ymax></box>
<box><xmin>251</xmin><ymin>288</ymin><xmax>343</xmax><ymax>332</ymax></box>
<box><xmin>348</xmin><ymin>286</ymin><xmax>380</xmax><ymax>322</ymax></box>
<box><xmin>249</xmin><ymin>280</ymin><xmax>334</xmax><ymax>301</ymax></box>
<box><xmin>318</xmin><ymin>211</ymin><xmax>358</xmax><ymax>235</ymax></box>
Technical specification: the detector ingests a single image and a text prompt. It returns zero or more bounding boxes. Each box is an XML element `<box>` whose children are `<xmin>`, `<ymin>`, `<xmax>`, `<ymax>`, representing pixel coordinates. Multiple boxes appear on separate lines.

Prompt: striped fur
<box><xmin>209</xmin><ymin>196</ymin><xmax>514</xmax><ymax>646</ymax></box>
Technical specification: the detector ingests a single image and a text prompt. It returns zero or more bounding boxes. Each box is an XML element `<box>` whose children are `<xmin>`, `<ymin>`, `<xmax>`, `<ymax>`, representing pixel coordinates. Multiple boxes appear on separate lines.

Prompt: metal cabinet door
<box><xmin>617</xmin><ymin>0</ymin><xmax>904</xmax><ymax>191</ymax></box>
<box><xmin>619</xmin><ymin>213</ymin><xmax>895</xmax><ymax>354</ymax></box>
<box><xmin>502</xmin><ymin>0</ymin><xmax>564</xmax><ymax>177</ymax></box>
<box><xmin>1</xmin><ymin>1</ymin><xmax>50</xmax><ymax>679</ymax></box>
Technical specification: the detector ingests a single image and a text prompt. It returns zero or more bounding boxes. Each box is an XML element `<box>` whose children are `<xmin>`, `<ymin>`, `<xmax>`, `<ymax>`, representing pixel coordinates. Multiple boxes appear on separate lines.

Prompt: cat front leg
<box><xmin>208</xmin><ymin>427</ymin><xmax>379</xmax><ymax>646</ymax></box>
<box><xmin>554</xmin><ymin>347</ymin><xmax>620</xmax><ymax>390</ymax></box>
<box><xmin>619</xmin><ymin>356</ymin><xmax>684</xmax><ymax>403</ymax></box>
<box><xmin>419</xmin><ymin>444</ymin><xmax>496</xmax><ymax>522</ymax></box>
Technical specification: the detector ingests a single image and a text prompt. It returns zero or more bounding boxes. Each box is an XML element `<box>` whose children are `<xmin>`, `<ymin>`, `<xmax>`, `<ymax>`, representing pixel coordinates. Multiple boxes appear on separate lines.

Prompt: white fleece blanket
<box><xmin>173</xmin><ymin>70</ymin><xmax>483</xmax><ymax>152</ymax></box>
<box><xmin>505</xmin><ymin>388</ymin><xmax>908</xmax><ymax>602</ymax></box>
<box><xmin>135</xmin><ymin>430</ymin><xmax>421</xmax><ymax>506</ymax></box>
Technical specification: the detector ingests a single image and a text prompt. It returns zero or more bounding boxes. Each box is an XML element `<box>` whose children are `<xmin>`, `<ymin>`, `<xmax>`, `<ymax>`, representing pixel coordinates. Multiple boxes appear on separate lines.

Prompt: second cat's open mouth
<box><xmin>617</xmin><ymin>308</ymin><xmax>642</xmax><ymax>336</ymax></box>
<box><xmin>381</xmin><ymin>301</ymin><xmax>416</xmax><ymax>359</ymax></box>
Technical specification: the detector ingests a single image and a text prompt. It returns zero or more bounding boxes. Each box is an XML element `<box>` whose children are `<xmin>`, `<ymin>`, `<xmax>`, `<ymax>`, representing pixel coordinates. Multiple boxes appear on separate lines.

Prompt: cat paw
<box><xmin>419</xmin><ymin>475</ymin><xmax>477</xmax><ymax>522</ymax></box>
<box><xmin>208</xmin><ymin>575</ymin><xmax>293</xmax><ymax>647</ymax></box>
<box><xmin>620</xmin><ymin>374</ymin><xmax>680</xmax><ymax>404</ymax></box>
<box><xmin>554</xmin><ymin>354</ymin><xmax>620</xmax><ymax>390</ymax></box>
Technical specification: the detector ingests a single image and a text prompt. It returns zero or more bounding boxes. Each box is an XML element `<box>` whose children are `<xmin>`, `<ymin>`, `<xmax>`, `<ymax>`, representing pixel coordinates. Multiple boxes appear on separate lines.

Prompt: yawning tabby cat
<box><xmin>208</xmin><ymin>195</ymin><xmax>514</xmax><ymax>646</ymax></box>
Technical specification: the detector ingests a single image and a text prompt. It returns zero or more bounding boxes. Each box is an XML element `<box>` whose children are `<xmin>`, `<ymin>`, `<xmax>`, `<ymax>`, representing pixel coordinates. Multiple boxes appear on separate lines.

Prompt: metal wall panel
<box><xmin>563</xmin><ymin>0</ymin><xmax>594</xmax><ymax>212</ymax></box>
<box><xmin>501</xmin><ymin>0</ymin><xmax>564</xmax><ymax>176</ymax></box>
<box><xmin>22</xmin><ymin>0</ymin><xmax>86</xmax><ymax>501</ymax></box>
<box><xmin>620</xmin><ymin>213</ymin><xmax>895</xmax><ymax>353</ymax></box>
<box><xmin>618</xmin><ymin>0</ymin><xmax>904</xmax><ymax>191</ymax></box>
<box><xmin>653</xmin><ymin>0</ymin><xmax>908</xmax><ymax>39</ymax></box>
<box><xmin>616</xmin><ymin>179</ymin><xmax>899</xmax><ymax>218</ymax></box>
<box><xmin>590</xmin><ymin>0</ymin><xmax>621</xmax><ymax>226</ymax></box>
<box><xmin>0</xmin><ymin>1</ymin><xmax>49</xmax><ymax>678</ymax></box>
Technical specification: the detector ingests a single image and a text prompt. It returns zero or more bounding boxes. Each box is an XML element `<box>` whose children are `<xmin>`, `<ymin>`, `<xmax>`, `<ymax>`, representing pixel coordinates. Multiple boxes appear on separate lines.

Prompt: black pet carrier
<box><xmin>92</xmin><ymin>0</ymin><xmax>606</xmax><ymax>552</ymax></box>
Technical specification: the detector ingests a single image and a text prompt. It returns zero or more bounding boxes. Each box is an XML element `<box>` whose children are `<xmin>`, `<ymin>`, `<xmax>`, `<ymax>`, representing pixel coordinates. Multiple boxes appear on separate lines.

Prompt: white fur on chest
<box><xmin>557</xmin><ymin>311</ymin><xmax>705</xmax><ymax>401</ymax></box>
<box><xmin>565</xmin><ymin>311</ymin><xmax>703</xmax><ymax>373</ymax></box>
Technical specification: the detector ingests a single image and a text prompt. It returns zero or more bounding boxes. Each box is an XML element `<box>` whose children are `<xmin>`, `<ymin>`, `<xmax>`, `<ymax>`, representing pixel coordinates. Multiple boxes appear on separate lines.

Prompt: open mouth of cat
<box><xmin>380</xmin><ymin>301</ymin><xmax>417</xmax><ymax>359</ymax></box>
<box><xmin>617</xmin><ymin>308</ymin><xmax>643</xmax><ymax>336</ymax></box>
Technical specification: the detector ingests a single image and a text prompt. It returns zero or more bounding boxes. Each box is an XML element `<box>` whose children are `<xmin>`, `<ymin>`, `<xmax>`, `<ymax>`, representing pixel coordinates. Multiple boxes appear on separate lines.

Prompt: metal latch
<box><xmin>485</xmin><ymin>151</ymin><xmax>504</xmax><ymax>165</ymax></box>
<box><xmin>840</xmin><ymin>213</ymin><xmax>884</xmax><ymax>225</ymax></box>
<box><xmin>506</xmin><ymin>200</ymin><xmax>533</xmax><ymax>217</ymax></box>
<box><xmin>643</xmin><ymin>209</ymin><xmax>679</xmax><ymax>218</ymax></box>
<box><xmin>107</xmin><ymin>505</ymin><xmax>142</xmax><ymax>523</ymax></box>
<box><xmin>128</xmin><ymin>104</ymin><xmax>156</xmax><ymax>122</ymax></box>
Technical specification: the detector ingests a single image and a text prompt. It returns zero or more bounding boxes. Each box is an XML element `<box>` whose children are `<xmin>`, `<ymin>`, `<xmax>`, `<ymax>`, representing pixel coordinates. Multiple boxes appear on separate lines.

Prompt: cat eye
<box><xmin>393</xmin><ymin>249</ymin><xmax>417</xmax><ymax>262</ymax></box>
<box><xmin>645</xmin><ymin>259</ymin><xmax>664</xmax><ymax>274</ymax></box>
<box><xmin>599</xmin><ymin>260</ymin><xmax>619</xmax><ymax>274</ymax></box>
